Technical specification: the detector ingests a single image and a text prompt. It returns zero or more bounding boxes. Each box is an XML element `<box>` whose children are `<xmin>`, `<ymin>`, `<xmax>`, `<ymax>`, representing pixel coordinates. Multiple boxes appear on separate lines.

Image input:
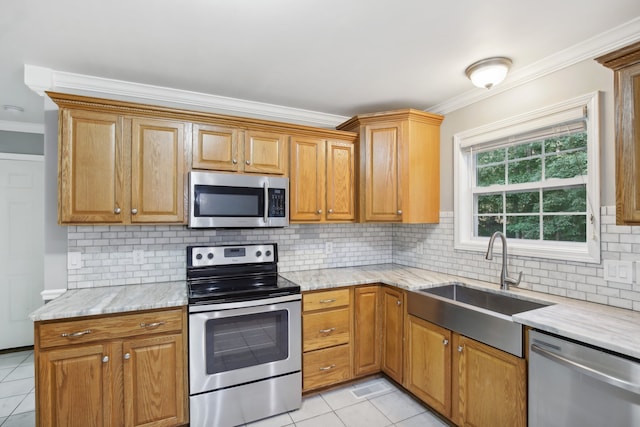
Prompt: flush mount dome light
<box><xmin>465</xmin><ymin>57</ymin><xmax>512</xmax><ymax>89</ymax></box>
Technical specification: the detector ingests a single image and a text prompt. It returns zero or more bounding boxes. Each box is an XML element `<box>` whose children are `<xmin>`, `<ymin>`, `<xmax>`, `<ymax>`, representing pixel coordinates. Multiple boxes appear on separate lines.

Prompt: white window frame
<box><xmin>453</xmin><ymin>92</ymin><xmax>600</xmax><ymax>263</ymax></box>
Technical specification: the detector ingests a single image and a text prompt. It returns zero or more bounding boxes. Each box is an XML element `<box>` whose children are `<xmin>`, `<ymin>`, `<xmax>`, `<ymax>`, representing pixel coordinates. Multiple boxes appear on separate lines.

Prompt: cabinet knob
<box><xmin>114</xmin><ymin>207</ymin><xmax>121</xmax><ymax>214</ymax></box>
<box><xmin>246</xmin><ymin>160</ymin><xmax>251</xmax><ymax>165</ymax></box>
<box><xmin>124</xmin><ymin>353</ymin><xmax>131</xmax><ymax>360</ymax></box>
<box><xmin>316</xmin><ymin>209</ymin><xmax>323</xmax><ymax>214</ymax></box>
<box><xmin>396</xmin><ymin>300</ymin><xmax>402</xmax><ymax>306</ymax></box>
<box><xmin>458</xmin><ymin>345</ymin><xmax>464</xmax><ymax>353</ymax></box>
<box><xmin>232</xmin><ymin>159</ymin><xmax>238</xmax><ymax>164</ymax></box>
<box><xmin>102</xmin><ymin>356</ymin><xmax>109</xmax><ymax>363</ymax></box>
<box><xmin>397</xmin><ymin>210</ymin><xmax>403</xmax><ymax>215</ymax></box>
<box><xmin>328</xmin><ymin>209</ymin><xmax>333</xmax><ymax>214</ymax></box>
<box><xmin>131</xmin><ymin>208</ymin><xmax>138</xmax><ymax>215</ymax></box>
<box><xmin>443</xmin><ymin>339</ymin><xmax>449</xmax><ymax>346</ymax></box>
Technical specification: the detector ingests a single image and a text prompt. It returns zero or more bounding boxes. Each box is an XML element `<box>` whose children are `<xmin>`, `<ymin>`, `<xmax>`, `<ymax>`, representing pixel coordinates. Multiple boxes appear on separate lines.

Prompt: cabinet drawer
<box><xmin>303</xmin><ymin>308</ymin><xmax>350</xmax><ymax>351</ymax></box>
<box><xmin>303</xmin><ymin>289</ymin><xmax>350</xmax><ymax>312</ymax></box>
<box><xmin>38</xmin><ymin>308</ymin><xmax>184</xmax><ymax>349</ymax></box>
<box><xmin>303</xmin><ymin>344</ymin><xmax>351</xmax><ymax>391</ymax></box>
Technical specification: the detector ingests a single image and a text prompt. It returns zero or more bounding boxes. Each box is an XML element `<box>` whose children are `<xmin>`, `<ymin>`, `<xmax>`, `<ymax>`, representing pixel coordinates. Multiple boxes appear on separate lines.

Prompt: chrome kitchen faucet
<box><xmin>485</xmin><ymin>231</ymin><xmax>523</xmax><ymax>290</ymax></box>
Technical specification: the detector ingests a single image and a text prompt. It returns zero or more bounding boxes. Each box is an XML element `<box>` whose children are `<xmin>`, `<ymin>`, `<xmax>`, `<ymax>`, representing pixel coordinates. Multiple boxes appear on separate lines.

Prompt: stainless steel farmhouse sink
<box><xmin>407</xmin><ymin>283</ymin><xmax>552</xmax><ymax>357</ymax></box>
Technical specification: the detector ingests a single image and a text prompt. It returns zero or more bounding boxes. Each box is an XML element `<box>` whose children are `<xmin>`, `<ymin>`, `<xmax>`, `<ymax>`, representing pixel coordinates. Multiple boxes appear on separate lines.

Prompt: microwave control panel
<box><xmin>268</xmin><ymin>188</ymin><xmax>286</xmax><ymax>217</ymax></box>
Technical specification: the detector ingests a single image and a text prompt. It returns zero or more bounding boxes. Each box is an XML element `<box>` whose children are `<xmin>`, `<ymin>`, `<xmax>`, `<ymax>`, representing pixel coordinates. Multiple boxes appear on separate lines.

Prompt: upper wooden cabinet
<box><xmin>596</xmin><ymin>42</ymin><xmax>640</xmax><ymax>224</ymax></box>
<box><xmin>53</xmin><ymin>95</ymin><xmax>189</xmax><ymax>225</ymax></box>
<box><xmin>289</xmin><ymin>136</ymin><xmax>356</xmax><ymax>223</ymax></box>
<box><xmin>193</xmin><ymin>125</ymin><xmax>288</xmax><ymax>175</ymax></box>
<box><xmin>338</xmin><ymin>109</ymin><xmax>443</xmax><ymax>223</ymax></box>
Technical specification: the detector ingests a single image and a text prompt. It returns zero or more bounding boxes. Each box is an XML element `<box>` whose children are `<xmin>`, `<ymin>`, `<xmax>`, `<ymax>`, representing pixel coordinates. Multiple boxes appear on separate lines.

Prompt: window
<box><xmin>454</xmin><ymin>92</ymin><xmax>600</xmax><ymax>263</ymax></box>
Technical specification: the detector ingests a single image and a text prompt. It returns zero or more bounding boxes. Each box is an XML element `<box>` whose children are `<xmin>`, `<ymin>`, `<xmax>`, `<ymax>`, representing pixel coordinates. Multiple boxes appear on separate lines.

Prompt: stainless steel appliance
<box><xmin>529</xmin><ymin>330</ymin><xmax>640</xmax><ymax>427</ymax></box>
<box><xmin>189</xmin><ymin>171</ymin><xmax>289</xmax><ymax>228</ymax></box>
<box><xmin>187</xmin><ymin>243</ymin><xmax>301</xmax><ymax>427</ymax></box>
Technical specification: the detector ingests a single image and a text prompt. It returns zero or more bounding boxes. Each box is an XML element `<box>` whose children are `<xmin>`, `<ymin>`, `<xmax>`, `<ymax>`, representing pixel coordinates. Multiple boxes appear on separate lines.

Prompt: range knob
<box><xmin>195</xmin><ymin>253</ymin><xmax>203</xmax><ymax>260</ymax></box>
<box><xmin>266</xmin><ymin>250</ymin><xmax>272</xmax><ymax>257</ymax></box>
<box><xmin>207</xmin><ymin>253</ymin><xmax>214</xmax><ymax>260</ymax></box>
<box><xmin>256</xmin><ymin>251</ymin><xmax>262</xmax><ymax>257</ymax></box>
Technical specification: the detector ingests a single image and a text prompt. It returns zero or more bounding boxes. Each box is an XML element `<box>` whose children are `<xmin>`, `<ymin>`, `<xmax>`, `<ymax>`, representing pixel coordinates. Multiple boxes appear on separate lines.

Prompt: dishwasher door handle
<box><xmin>531</xmin><ymin>344</ymin><xmax>640</xmax><ymax>395</ymax></box>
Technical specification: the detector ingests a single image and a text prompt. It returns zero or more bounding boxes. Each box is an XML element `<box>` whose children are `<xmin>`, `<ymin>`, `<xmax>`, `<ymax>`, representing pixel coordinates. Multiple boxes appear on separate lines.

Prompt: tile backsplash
<box><xmin>67</xmin><ymin>206</ymin><xmax>640</xmax><ymax>312</ymax></box>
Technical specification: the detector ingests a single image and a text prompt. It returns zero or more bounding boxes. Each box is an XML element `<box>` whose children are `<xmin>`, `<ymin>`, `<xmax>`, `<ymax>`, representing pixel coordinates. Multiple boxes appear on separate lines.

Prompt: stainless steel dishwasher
<box><xmin>529</xmin><ymin>330</ymin><xmax>640</xmax><ymax>426</ymax></box>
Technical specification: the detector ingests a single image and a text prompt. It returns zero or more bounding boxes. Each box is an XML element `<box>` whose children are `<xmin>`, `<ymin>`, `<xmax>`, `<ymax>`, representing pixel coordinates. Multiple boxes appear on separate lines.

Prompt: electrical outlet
<box><xmin>604</xmin><ymin>260</ymin><xmax>634</xmax><ymax>284</ymax></box>
<box><xmin>132</xmin><ymin>249</ymin><xmax>145</xmax><ymax>265</ymax></box>
<box><xmin>325</xmin><ymin>242</ymin><xmax>333</xmax><ymax>255</ymax></box>
<box><xmin>68</xmin><ymin>252</ymin><xmax>82</xmax><ymax>270</ymax></box>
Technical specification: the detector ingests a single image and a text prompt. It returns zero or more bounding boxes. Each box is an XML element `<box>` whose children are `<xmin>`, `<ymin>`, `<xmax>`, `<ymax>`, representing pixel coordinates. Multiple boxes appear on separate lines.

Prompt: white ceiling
<box><xmin>2</xmin><ymin>0</ymin><xmax>640</xmax><ymax>128</ymax></box>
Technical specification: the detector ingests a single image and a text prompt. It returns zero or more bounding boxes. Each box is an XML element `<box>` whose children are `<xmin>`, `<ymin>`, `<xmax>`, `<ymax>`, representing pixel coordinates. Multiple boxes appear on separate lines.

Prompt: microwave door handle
<box><xmin>263</xmin><ymin>182</ymin><xmax>269</xmax><ymax>224</ymax></box>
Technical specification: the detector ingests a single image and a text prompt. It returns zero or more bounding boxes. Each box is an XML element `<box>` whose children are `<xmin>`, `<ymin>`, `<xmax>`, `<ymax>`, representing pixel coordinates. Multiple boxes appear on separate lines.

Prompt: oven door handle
<box><xmin>531</xmin><ymin>344</ymin><xmax>640</xmax><ymax>395</ymax></box>
<box><xmin>263</xmin><ymin>181</ymin><xmax>269</xmax><ymax>224</ymax></box>
<box><xmin>189</xmin><ymin>293</ymin><xmax>301</xmax><ymax>313</ymax></box>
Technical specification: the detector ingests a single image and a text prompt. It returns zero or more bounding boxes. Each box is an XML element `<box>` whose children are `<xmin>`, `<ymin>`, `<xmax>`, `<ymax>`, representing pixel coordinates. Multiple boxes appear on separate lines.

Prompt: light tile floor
<box><xmin>0</xmin><ymin>350</ymin><xmax>35</xmax><ymax>427</ymax></box>
<box><xmin>244</xmin><ymin>377</ymin><xmax>451</xmax><ymax>427</ymax></box>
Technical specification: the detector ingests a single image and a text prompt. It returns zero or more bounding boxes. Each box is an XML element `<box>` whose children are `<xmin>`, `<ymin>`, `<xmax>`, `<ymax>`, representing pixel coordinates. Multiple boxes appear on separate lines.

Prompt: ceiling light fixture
<box><xmin>465</xmin><ymin>57</ymin><xmax>512</xmax><ymax>89</ymax></box>
<box><xmin>2</xmin><ymin>104</ymin><xmax>25</xmax><ymax>113</ymax></box>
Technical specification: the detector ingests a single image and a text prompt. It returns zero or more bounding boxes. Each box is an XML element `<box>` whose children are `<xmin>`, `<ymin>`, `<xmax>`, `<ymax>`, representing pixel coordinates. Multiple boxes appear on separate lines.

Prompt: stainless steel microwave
<box><xmin>188</xmin><ymin>171</ymin><xmax>289</xmax><ymax>228</ymax></box>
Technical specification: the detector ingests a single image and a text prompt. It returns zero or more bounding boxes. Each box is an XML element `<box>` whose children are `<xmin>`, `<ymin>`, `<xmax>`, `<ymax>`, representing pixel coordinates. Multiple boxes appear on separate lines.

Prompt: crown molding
<box><xmin>24</xmin><ymin>65</ymin><xmax>349</xmax><ymax>128</ymax></box>
<box><xmin>428</xmin><ymin>16</ymin><xmax>640</xmax><ymax>115</ymax></box>
<box><xmin>0</xmin><ymin>119</ymin><xmax>44</xmax><ymax>134</ymax></box>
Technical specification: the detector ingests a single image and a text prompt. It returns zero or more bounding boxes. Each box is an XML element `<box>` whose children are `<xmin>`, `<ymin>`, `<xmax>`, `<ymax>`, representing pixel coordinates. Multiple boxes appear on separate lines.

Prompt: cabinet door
<box><xmin>381</xmin><ymin>286</ymin><xmax>403</xmax><ymax>383</ymax></box>
<box><xmin>123</xmin><ymin>334</ymin><xmax>187</xmax><ymax>427</ymax></box>
<box><xmin>326</xmin><ymin>140</ymin><xmax>355</xmax><ymax>221</ymax></box>
<box><xmin>192</xmin><ymin>123</ymin><xmax>239</xmax><ymax>171</ymax></box>
<box><xmin>244</xmin><ymin>130</ymin><xmax>288</xmax><ymax>175</ymax></box>
<box><xmin>454</xmin><ymin>335</ymin><xmax>526</xmax><ymax>427</ymax></box>
<box><xmin>38</xmin><ymin>343</ymin><xmax>113</xmax><ymax>427</ymax></box>
<box><xmin>405</xmin><ymin>316</ymin><xmax>451</xmax><ymax>417</ymax></box>
<box><xmin>362</xmin><ymin>122</ymin><xmax>403</xmax><ymax>221</ymax></box>
<box><xmin>290</xmin><ymin>136</ymin><xmax>325</xmax><ymax>221</ymax></box>
<box><xmin>617</xmin><ymin>61</ymin><xmax>640</xmax><ymax>223</ymax></box>
<box><xmin>59</xmin><ymin>109</ymin><xmax>124</xmax><ymax>223</ymax></box>
<box><xmin>353</xmin><ymin>286</ymin><xmax>380</xmax><ymax>376</ymax></box>
<box><xmin>130</xmin><ymin>118</ymin><xmax>187</xmax><ymax>223</ymax></box>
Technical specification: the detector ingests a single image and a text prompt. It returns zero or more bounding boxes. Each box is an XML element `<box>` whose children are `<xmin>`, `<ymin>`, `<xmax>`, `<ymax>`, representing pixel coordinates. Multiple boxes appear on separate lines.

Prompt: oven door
<box><xmin>189</xmin><ymin>294</ymin><xmax>301</xmax><ymax>394</ymax></box>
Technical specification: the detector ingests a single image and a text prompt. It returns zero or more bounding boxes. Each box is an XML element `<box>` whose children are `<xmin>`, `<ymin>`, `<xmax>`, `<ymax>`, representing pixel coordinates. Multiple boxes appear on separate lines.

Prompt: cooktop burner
<box><xmin>186</xmin><ymin>243</ymin><xmax>300</xmax><ymax>304</ymax></box>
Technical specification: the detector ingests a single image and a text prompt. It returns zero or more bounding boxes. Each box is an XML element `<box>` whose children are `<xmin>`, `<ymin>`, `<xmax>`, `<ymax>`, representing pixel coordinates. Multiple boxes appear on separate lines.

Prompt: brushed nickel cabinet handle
<box><xmin>140</xmin><ymin>322</ymin><xmax>165</xmax><ymax>329</ymax></box>
<box><xmin>131</xmin><ymin>208</ymin><xmax>138</xmax><ymax>215</ymax></box>
<box><xmin>102</xmin><ymin>356</ymin><xmax>109</xmax><ymax>363</ymax></box>
<box><xmin>396</xmin><ymin>300</ymin><xmax>402</xmax><ymax>306</ymax></box>
<box><xmin>232</xmin><ymin>159</ymin><xmax>238</xmax><ymax>164</ymax></box>
<box><xmin>397</xmin><ymin>210</ymin><xmax>403</xmax><ymax>215</ymax></box>
<box><xmin>246</xmin><ymin>160</ymin><xmax>251</xmax><ymax>165</ymax></box>
<box><xmin>319</xmin><ymin>364</ymin><xmax>336</xmax><ymax>371</ymax></box>
<box><xmin>319</xmin><ymin>327</ymin><xmax>336</xmax><ymax>334</ymax></box>
<box><xmin>316</xmin><ymin>209</ymin><xmax>322</xmax><ymax>214</ymax></box>
<box><xmin>328</xmin><ymin>209</ymin><xmax>333</xmax><ymax>213</ymax></box>
<box><xmin>458</xmin><ymin>345</ymin><xmax>464</xmax><ymax>352</ymax></box>
<box><xmin>443</xmin><ymin>339</ymin><xmax>449</xmax><ymax>346</ymax></box>
<box><xmin>61</xmin><ymin>329</ymin><xmax>92</xmax><ymax>338</ymax></box>
<box><xmin>319</xmin><ymin>299</ymin><xmax>336</xmax><ymax>304</ymax></box>
<box><xmin>114</xmin><ymin>207</ymin><xmax>121</xmax><ymax>214</ymax></box>
<box><xmin>124</xmin><ymin>353</ymin><xmax>131</xmax><ymax>360</ymax></box>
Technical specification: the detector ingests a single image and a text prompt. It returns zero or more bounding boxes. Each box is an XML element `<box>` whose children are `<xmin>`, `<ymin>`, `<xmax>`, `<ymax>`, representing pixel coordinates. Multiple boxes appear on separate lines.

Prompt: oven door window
<box><xmin>195</xmin><ymin>185</ymin><xmax>264</xmax><ymax>218</ymax></box>
<box><xmin>205</xmin><ymin>310</ymin><xmax>289</xmax><ymax>374</ymax></box>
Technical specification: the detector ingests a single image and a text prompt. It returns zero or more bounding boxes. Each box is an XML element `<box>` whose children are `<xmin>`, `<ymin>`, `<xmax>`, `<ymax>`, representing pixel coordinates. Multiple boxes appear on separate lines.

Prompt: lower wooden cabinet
<box><xmin>404</xmin><ymin>315</ymin><xmax>452</xmax><ymax>417</ymax></box>
<box><xmin>35</xmin><ymin>308</ymin><xmax>188</xmax><ymax>427</ymax></box>
<box><xmin>303</xmin><ymin>344</ymin><xmax>351</xmax><ymax>391</ymax></box>
<box><xmin>405</xmin><ymin>315</ymin><xmax>526</xmax><ymax>427</ymax></box>
<box><xmin>381</xmin><ymin>286</ymin><xmax>404</xmax><ymax>383</ymax></box>
<box><xmin>353</xmin><ymin>286</ymin><xmax>381</xmax><ymax>377</ymax></box>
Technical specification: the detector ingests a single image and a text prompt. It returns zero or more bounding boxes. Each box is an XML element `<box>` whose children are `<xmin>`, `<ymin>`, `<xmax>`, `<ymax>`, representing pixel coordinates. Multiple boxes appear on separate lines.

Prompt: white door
<box><xmin>0</xmin><ymin>156</ymin><xmax>44</xmax><ymax>349</ymax></box>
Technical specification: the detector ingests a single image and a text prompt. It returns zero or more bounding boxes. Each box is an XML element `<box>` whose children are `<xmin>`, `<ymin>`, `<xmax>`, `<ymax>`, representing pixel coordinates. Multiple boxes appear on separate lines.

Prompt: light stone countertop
<box><xmin>29</xmin><ymin>264</ymin><xmax>640</xmax><ymax>360</ymax></box>
<box><xmin>281</xmin><ymin>263</ymin><xmax>640</xmax><ymax>360</ymax></box>
<box><xmin>29</xmin><ymin>281</ymin><xmax>187</xmax><ymax>322</ymax></box>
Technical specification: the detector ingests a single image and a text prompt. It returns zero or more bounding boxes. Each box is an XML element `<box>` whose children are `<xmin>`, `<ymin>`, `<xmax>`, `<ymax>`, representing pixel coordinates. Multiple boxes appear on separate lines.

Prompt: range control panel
<box><xmin>188</xmin><ymin>244</ymin><xmax>276</xmax><ymax>267</ymax></box>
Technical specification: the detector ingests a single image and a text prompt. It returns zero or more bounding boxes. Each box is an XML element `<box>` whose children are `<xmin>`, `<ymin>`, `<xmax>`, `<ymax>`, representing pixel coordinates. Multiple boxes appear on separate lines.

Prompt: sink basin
<box><xmin>421</xmin><ymin>283</ymin><xmax>549</xmax><ymax>315</ymax></box>
<box><xmin>407</xmin><ymin>283</ymin><xmax>551</xmax><ymax>357</ymax></box>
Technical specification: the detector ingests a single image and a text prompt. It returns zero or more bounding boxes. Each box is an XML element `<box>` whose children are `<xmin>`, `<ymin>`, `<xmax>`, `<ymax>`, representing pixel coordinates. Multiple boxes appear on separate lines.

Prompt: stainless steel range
<box><xmin>187</xmin><ymin>243</ymin><xmax>301</xmax><ymax>427</ymax></box>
